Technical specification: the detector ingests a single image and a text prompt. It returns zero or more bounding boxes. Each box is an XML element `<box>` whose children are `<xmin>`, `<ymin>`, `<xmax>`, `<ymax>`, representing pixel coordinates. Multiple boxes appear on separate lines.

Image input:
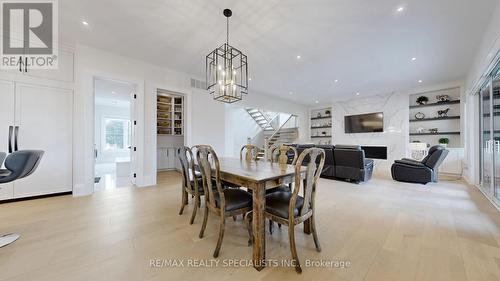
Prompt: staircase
<box><xmin>245</xmin><ymin>108</ymin><xmax>275</xmax><ymax>131</ymax></box>
<box><xmin>264</xmin><ymin>127</ymin><xmax>299</xmax><ymax>149</ymax></box>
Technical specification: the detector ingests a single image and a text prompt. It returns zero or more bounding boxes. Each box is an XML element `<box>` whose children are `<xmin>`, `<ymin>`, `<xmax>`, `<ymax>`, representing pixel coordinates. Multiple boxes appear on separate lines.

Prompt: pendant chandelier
<box><xmin>206</xmin><ymin>9</ymin><xmax>248</xmax><ymax>103</ymax></box>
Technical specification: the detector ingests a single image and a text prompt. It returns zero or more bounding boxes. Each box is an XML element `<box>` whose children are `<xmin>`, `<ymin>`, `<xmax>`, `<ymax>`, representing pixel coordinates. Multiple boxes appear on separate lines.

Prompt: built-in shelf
<box><xmin>311</xmin><ymin>126</ymin><xmax>332</xmax><ymax>129</ymax></box>
<box><xmin>311</xmin><ymin>115</ymin><xmax>332</xmax><ymax>120</ymax></box>
<box><xmin>409</xmin><ymin>100</ymin><xmax>460</xmax><ymax>109</ymax></box>
<box><xmin>409</xmin><ymin>116</ymin><xmax>460</xmax><ymax>122</ymax></box>
<box><xmin>310</xmin><ymin>107</ymin><xmax>332</xmax><ymax>145</ymax></box>
<box><xmin>410</xmin><ymin>132</ymin><xmax>461</xmax><ymax>136</ymax></box>
<box><xmin>157</xmin><ymin>92</ymin><xmax>183</xmax><ymax>136</ymax></box>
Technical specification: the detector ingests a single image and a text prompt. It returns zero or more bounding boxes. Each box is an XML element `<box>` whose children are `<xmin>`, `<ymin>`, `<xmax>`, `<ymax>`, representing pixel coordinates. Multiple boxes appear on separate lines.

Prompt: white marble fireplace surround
<box><xmin>332</xmin><ymin>92</ymin><xmax>409</xmax><ymax>177</ymax></box>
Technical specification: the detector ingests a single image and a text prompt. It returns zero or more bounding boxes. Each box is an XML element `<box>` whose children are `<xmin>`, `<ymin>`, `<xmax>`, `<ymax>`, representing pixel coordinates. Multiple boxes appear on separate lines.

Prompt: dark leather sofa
<box><xmin>289</xmin><ymin>144</ymin><xmax>374</xmax><ymax>183</ymax></box>
<box><xmin>391</xmin><ymin>145</ymin><xmax>448</xmax><ymax>184</ymax></box>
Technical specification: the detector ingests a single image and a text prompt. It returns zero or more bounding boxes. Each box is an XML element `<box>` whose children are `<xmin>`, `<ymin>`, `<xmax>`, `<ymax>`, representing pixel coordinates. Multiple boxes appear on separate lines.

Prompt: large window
<box><xmin>103</xmin><ymin>118</ymin><xmax>131</xmax><ymax>150</ymax></box>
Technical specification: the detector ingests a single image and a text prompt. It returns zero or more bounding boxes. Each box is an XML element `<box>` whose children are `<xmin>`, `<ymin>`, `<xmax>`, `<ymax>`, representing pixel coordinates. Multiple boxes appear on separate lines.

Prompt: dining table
<box><xmin>216</xmin><ymin>157</ymin><xmax>307</xmax><ymax>271</ymax></box>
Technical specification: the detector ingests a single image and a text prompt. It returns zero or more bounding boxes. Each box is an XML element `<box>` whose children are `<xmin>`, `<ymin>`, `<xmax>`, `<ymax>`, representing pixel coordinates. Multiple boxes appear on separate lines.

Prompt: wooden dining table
<box><xmin>217</xmin><ymin>157</ymin><xmax>307</xmax><ymax>271</ymax></box>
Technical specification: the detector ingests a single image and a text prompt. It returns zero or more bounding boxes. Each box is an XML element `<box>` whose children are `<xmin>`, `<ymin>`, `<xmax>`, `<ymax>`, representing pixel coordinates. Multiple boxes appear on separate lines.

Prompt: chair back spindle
<box><xmin>270</xmin><ymin>144</ymin><xmax>298</xmax><ymax>165</ymax></box>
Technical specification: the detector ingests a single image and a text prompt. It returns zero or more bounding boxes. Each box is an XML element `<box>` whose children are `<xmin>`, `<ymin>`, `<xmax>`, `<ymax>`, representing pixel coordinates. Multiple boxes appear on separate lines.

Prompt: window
<box><xmin>103</xmin><ymin>118</ymin><xmax>131</xmax><ymax>150</ymax></box>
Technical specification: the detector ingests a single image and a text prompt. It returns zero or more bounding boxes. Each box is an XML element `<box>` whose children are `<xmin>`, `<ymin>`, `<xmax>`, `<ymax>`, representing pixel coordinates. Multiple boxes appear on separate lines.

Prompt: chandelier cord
<box><xmin>226</xmin><ymin>17</ymin><xmax>229</xmax><ymax>44</ymax></box>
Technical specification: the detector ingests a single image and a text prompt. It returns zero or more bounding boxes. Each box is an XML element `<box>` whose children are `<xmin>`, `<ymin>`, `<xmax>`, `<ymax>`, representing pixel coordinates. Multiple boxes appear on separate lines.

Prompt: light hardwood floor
<box><xmin>1</xmin><ymin>171</ymin><xmax>499</xmax><ymax>281</ymax></box>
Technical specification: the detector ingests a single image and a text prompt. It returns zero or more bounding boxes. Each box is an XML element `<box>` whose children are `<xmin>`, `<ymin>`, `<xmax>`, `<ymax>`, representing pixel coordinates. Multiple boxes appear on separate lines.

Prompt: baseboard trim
<box><xmin>0</xmin><ymin>191</ymin><xmax>72</xmax><ymax>204</ymax></box>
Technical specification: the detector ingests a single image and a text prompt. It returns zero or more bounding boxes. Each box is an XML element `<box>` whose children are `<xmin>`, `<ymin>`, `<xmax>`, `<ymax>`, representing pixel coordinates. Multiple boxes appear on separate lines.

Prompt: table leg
<box><xmin>252</xmin><ymin>183</ymin><xmax>266</xmax><ymax>271</ymax></box>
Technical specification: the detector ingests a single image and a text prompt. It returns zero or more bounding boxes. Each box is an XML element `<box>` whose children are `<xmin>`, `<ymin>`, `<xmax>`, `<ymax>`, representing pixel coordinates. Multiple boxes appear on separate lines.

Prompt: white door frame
<box><xmin>150</xmin><ymin>83</ymin><xmax>190</xmax><ymax>186</ymax></box>
<box><xmin>92</xmin><ymin>75</ymin><xmax>141</xmax><ymax>191</ymax></box>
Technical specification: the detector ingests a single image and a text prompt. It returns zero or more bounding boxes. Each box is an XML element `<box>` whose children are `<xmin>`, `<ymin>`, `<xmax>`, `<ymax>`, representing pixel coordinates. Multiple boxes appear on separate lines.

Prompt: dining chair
<box><xmin>268</xmin><ymin>144</ymin><xmax>299</xmax><ymax>231</ymax></box>
<box><xmin>240</xmin><ymin>144</ymin><xmax>260</xmax><ymax>161</ymax></box>
<box><xmin>177</xmin><ymin>146</ymin><xmax>203</xmax><ymax>225</ymax></box>
<box><xmin>270</xmin><ymin>144</ymin><xmax>298</xmax><ymax>165</ymax></box>
<box><xmin>197</xmin><ymin>145</ymin><xmax>253</xmax><ymax>258</ymax></box>
<box><xmin>264</xmin><ymin>147</ymin><xmax>325</xmax><ymax>273</ymax></box>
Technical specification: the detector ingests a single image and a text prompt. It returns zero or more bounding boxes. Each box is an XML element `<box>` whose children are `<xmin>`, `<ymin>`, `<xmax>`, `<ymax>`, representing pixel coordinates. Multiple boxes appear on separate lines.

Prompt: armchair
<box><xmin>391</xmin><ymin>145</ymin><xmax>448</xmax><ymax>184</ymax></box>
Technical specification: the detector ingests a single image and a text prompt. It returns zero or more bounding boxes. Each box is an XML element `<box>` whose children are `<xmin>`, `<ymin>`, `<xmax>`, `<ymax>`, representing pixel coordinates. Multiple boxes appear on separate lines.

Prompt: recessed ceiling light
<box><xmin>356</xmin><ymin>92</ymin><xmax>360</xmax><ymax>96</ymax></box>
<box><xmin>396</xmin><ymin>6</ymin><xmax>405</xmax><ymax>12</ymax></box>
<box><xmin>296</xmin><ymin>55</ymin><xmax>301</xmax><ymax>59</ymax></box>
<box><xmin>334</xmin><ymin>79</ymin><xmax>339</xmax><ymax>83</ymax></box>
<box><xmin>411</xmin><ymin>57</ymin><xmax>417</xmax><ymax>61</ymax></box>
<box><xmin>248</xmin><ymin>77</ymin><xmax>252</xmax><ymax>81</ymax></box>
<box><xmin>289</xmin><ymin>91</ymin><xmax>293</xmax><ymax>95</ymax></box>
<box><xmin>315</xmin><ymin>100</ymin><xmax>319</xmax><ymax>104</ymax></box>
<box><xmin>418</xmin><ymin>80</ymin><xmax>423</xmax><ymax>83</ymax></box>
<box><xmin>111</xmin><ymin>91</ymin><xmax>116</xmax><ymax>94</ymax></box>
<box><xmin>81</xmin><ymin>20</ymin><xmax>89</xmax><ymax>26</ymax></box>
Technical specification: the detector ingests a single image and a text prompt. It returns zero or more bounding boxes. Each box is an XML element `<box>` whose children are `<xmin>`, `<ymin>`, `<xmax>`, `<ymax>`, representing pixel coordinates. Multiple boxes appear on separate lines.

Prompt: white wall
<box><xmin>73</xmin><ymin>44</ymin><xmax>308</xmax><ymax>196</ymax></box>
<box><xmin>224</xmin><ymin>105</ymin><xmax>261</xmax><ymax>157</ymax></box>
<box><xmin>94</xmin><ymin>104</ymin><xmax>130</xmax><ymax>163</ymax></box>
<box><xmin>464</xmin><ymin>1</ymin><xmax>500</xmax><ymax>185</ymax></box>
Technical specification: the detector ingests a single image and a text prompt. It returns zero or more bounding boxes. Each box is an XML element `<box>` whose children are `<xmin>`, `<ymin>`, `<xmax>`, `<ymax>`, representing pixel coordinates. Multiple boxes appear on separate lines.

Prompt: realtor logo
<box><xmin>0</xmin><ymin>0</ymin><xmax>58</xmax><ymax>70</ymax></box>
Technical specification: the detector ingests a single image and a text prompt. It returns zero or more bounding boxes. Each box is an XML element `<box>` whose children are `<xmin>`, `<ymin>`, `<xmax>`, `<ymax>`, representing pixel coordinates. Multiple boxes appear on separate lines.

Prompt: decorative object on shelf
<box><xmin>416</xmin><ymin>96</ymin><xmax>429</xmax><ymax>105</ymax></box>
<box><xmin>206</xmin><ymin>9</ymin><xmax>248</xmax><ymax>104</ymax></box>
<box><xmin>414</xmin><ymin>112</ymin><xmax>425</xmax><ymax>120</ymax></box>
<box><xmin>439</xmin><ymin>137</ymin><xmax>449</xmax><ymax>148</ymax></box>
<box><xmin>416</xmin><ymin>127</ymin><xmax>425</xmax><ymax>134</ymax></box>
<box><xmin>317</xmin><ymin>113</ymin><xmax>322</xmax><ymax>118</ymax></box>
<box><xmin>321</xmin><ymin>131</ymin><xmax>327</xmax><ymax>136</ymax></box>
<box><xmin>325</xmin><ymin>110</ymin><xmax>331</xmax><ymax>116</ymax></box>
<box><xmin>436</xmin><ymin>94</ymin><xmax>450</xmax><ymax>103</ymax></box>
<box><xmin>429</xmin><ymin>128</ymin><xmax>438</xmax><ymax>134</ymax></box>
<box><xmin>437</xmin><ymin>108</ymin><xmax>450</xmax><ymax>118</ymax></box>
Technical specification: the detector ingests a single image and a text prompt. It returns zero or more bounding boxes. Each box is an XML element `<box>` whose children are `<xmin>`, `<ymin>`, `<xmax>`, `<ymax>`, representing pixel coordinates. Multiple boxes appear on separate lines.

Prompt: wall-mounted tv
<box><xmin>344</xmin><ymin>112</ymin><xmax>384</xmax><ymax>133</ymax></box>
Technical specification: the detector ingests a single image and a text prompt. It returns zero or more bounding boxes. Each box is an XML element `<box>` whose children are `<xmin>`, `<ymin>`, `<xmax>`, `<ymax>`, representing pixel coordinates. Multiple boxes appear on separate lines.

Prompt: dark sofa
<box><xmin>290</xmin><ymin>144</ymin><xmax>374</xmax><ymax>183</ymax></box>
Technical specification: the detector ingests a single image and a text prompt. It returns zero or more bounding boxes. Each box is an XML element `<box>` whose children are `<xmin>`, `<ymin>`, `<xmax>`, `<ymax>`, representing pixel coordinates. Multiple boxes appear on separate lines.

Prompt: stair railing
<box><xmin>265</xmin><ymin>114</ymin><xmax>297</xmax><ymax>158</ymax></box>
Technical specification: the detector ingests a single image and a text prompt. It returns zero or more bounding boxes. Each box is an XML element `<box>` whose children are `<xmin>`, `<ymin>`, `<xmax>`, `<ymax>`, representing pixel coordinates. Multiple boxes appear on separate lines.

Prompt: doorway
<box><xmin>156</xmin><ymin>89</ymin><xmax>184</xmax><ymax>183</ymax></box>
<box><xmin>94</xmin><ymin>78</ymin><xmax>136</xmax><ymax>191</ymax></box>
<box><xmin>479</xmin><ymin>60</ymin><xmax>500</xmax><ymax>207</ymax></box>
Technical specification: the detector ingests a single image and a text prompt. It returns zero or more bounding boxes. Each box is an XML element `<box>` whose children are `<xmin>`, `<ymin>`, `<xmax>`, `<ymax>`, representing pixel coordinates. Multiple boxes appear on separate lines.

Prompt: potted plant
<box><xmin>416</xmin><ymin>96</ymin><xmax>429</xmax><ymax>105</ymax></box>
<box><xmin>439</xmin><ymin>138</ymin><xmax>449</xmax><ymax>148</ymax></box>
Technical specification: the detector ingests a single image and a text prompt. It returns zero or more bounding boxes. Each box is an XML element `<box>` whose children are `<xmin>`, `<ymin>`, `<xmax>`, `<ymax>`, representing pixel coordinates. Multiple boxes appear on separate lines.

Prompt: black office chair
<box><xmin>0</xmin><ymin>150</ymin><xmax>44</xmax><ymax>248</ymax></box>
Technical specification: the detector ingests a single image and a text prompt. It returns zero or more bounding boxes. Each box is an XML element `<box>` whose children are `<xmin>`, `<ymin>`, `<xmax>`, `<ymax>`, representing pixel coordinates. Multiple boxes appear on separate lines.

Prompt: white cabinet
<box><xmin>0</xmin><ymin>80</ymin><xmax>73</xmax><ymax>200</ymax></box>
<box><xmin>25</xmin><ymin>48</ymin><xmax>74</xmax><ymax>83</ymax></box>
<box><xmin>0</xmin><ymin>80</ymin><xmax>15</xmax><ymax>200</ymax></box>
<box><xmin>440</xmin><ymin>148</ymin><xmax>464</xmax><ymax>175</ymax></box>
<box><xmin>0</xmin><ymin>44</ymin><xmax>74</xmax><ymax>83</ymax></box>
<box><xmin>157</xmin><ymin>147</ymin><xmax>177</xmax><ymax>170</ymax></box>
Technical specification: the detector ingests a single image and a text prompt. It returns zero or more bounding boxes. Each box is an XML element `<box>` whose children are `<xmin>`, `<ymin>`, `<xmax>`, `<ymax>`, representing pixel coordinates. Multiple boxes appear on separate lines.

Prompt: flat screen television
<box><xmin>344</xmin><ymin>112</ymin><xmax>384</xmax><ymax>133</ymax></box>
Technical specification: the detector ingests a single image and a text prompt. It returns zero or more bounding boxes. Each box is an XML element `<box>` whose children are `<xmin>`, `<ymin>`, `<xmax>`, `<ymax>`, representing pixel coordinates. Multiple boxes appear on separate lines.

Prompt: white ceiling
<box><xmin>94</xmin><ymin>78</ymin><xmax>135</xmax><ymax>107</ymax></box>
<box><xmin>60</xmin><ymin>0</ymin><xmax>498</xmax><ymax>105</ymax></box>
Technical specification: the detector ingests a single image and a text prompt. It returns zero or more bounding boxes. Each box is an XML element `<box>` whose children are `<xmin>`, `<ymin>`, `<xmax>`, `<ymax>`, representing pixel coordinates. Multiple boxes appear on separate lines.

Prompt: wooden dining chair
<box><xmin>264</xmin><ymin>147</ymin><xmax>325</xmax><ymax>273</ymax></box>
<box><xmin>177</xmin><ymin>146</ymin><xmax>203</xmax><ymax>225</ymax></box>
<box><xmin>197</xmin><ymin>145</ymin><xmax>253</xmax><ymax>258</ymax></box>
<box><xmin>240</xmin><ymin>144</ymin><xmax>260</xmax><ymax>161</ymax></box>
<box><xmin>268</xmin><ymin>144</ymin><xmax>299</xmax><ymax>231</ymax></box>
<box><xmin>270</xmin><ymin>144</ymin><xmax>298</xmax><ymax>165</ymax></box>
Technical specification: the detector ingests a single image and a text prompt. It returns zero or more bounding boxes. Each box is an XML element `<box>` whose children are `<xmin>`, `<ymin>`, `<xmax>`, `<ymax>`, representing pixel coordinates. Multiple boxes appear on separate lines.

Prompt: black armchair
<box><xmin>391</xmin><ymin>145</ymin><xmax>448</xmax><ymax>184</ymax></box>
